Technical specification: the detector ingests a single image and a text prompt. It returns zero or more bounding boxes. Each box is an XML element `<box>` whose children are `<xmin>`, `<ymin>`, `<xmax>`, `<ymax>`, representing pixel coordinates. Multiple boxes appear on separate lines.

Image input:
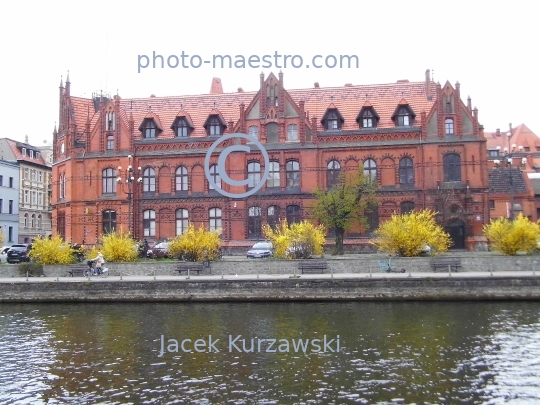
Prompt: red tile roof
<box><xmin>485</xmin><ymin>124</ymin><xmax>540</xmax><ymax>151</ymax></box>
<box><xmin>68</xmin><ymin>75</ymin><xmax>438</xmax><ymax>139</ymax></box>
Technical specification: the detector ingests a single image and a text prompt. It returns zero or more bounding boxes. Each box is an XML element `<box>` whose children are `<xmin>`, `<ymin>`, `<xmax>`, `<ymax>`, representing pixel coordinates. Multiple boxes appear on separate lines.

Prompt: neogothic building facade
<box><xmin>52</xmin><ymin>70</ymin><xmax>490</xmax><ymax>251</ymax></box>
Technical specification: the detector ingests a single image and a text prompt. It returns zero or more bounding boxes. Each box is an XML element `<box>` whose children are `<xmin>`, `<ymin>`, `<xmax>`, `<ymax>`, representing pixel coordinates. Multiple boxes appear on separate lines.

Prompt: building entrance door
<box><xmin>445</xmin><ymin>219</ymin><xmax>465</xmax><ymax>249</ymax></box>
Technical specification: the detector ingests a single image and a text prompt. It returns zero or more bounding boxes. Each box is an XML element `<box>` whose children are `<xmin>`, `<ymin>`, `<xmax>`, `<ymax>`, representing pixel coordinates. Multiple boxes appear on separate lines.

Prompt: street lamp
<box><xmin>117</xmin><ymin>155</ymin><xmax>142</xmax><ymax>235</ymax></box>
<box><xmin>493</xmin><ymin>156</ymin><xmax>526</xmax><ymax>220</ymax></box>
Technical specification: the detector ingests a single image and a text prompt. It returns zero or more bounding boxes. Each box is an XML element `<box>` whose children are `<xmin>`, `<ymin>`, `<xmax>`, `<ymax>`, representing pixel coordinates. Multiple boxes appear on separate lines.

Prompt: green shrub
<box><xmin>18</xmin><ymin>262</ymin><xmax>44</xmax><ymax>277</ymax></box>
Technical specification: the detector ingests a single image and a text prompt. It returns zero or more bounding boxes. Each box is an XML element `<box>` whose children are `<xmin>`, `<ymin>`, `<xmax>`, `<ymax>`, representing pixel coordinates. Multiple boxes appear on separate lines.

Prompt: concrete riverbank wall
<box><xmin>1</xmin><ymin>276</ymin><xmax>539</xmax><ymax>302</ymax></box>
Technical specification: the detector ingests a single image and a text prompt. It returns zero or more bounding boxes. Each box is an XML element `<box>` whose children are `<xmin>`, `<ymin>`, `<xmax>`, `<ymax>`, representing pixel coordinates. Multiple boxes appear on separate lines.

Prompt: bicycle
<box><xmin>83</xmin><ymin>260</ymin><xmax>109</xmax><ymax>278</ymax></box>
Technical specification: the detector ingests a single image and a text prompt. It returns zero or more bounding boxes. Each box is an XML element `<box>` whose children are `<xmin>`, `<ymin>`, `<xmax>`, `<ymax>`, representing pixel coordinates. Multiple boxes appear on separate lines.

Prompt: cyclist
<box><xmin>88</xmin><ymin>251</ymin><xmax>105</xmax><ymax>275</ymax></box>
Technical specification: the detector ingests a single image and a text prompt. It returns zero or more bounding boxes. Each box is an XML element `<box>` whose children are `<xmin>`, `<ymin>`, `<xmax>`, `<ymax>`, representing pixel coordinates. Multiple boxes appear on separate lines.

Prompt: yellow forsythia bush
<box><xmin>100</xmin><ymin>230</ymin><xmax>139</xmax><ymax>262</ymax></box>
<box><xmin>373</xmin><ymin>209</ymin><xmax>452</xmax><ymax>257</ymax></box>
<box><xmin>483</xmin><ymin>214</ymin><xmax>540</xmax><ymax>255</ymax></box>
<box><xmin>168</xmin><ymin>224</ymin><xmax>221</xmax><ymax>261</ymax></box>
<box><xmin>29</xmin><ymin>235</ymin><xmax>76</xmax><ymax>265</ymax></box>
<box><xmin>263</xmin><ymin>219</ymin><xmax>326</xmax><ymax>259</ymax></box>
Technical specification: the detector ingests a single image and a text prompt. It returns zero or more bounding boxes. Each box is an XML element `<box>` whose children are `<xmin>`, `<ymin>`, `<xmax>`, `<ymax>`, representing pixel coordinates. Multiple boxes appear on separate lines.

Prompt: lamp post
<box><xmin>117</xmin><ymin>155</ymin><xmax>142</xmax><ymax>236</ymax></box>
<box><xmin>493</xmin><ymin>155</ymin><xmax>526</xmax><ymax>220</ymax></box>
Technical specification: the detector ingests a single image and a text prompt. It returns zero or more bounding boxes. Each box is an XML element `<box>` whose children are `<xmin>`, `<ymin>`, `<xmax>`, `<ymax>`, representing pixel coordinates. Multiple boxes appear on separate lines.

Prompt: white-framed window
<box><xmin>32</xmin><ymin>191</ymin><xmax>37</xmax><ymax>205</ymax></box>
<box><xmin>248</xmin><ymin>126</ymin><xmax>259</xmax><ymax>140</ymax></box>
<box><xmin>209</xmin><ymin>207</ymin><xmax>222</xmax><ymax>233</ymax></box>
<box><xmin>24</xmin><ymin>190</ymin><xmax>29</xmax><ymax>204</ymax></box>
<box><xmin>38</xmin><ymin>171</ymin><xmax>43</xmax><ymax>183</ymax></box>
<box><xmin>22</xmin><ymin>148</ymin><xmax>27</xmax><ymax>157</ymax></box>
<box><xmin>287</xmin><ymin>124</ymin><xmax>298</xmax><ymax>141</ymax></box>
<box><xmin>247</xmin><ymin>162</ymin><xmax>261</xmax><ymax>188</ymax></box>
<box><xmin>30</xmin><ymin>150</ymin><xmax>34</xmax><ymax>159</ymax></box>
<box><xmin>267</xmin><ymin>161</ymin><xmax>280</xmax><ymax>188</ymax></box>
<box><xmin>175</xmin><ymin>166</ymin><xmax>188</xmax><ymax>191</ymax></box>
<box><xmin>143</xmin><ymin>210</ymin><xmax>156</xmax><ymax>236</ymax></box>
<box><xmin>31</xmin><ymin>169</ymin><xmax>36</xmax><ymax>181</ymax></box>
<box><xmin>38</xmin><ymin>192</ymin><xmax>43</xmax><ymax>206</ymax></box>
<box><xmin>176</xmin><ymin>209</ymin><xmax>189</xmax><ymax>235</ymax></box>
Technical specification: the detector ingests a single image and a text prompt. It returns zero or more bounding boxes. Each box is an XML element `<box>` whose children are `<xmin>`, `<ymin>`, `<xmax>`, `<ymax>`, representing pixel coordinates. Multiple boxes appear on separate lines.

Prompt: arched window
<box><xmin>247</xmin><ymin>162</ymin><xmax>261</xmax><ymax>188</ymax></box>
<box><xmin>176</xmin><ymin>209</ymin><xmax>188</xmax><ymax>235</ymax></box>
<box><xmin>106</xmin><ymin>112</ymin><xmax>115</xmax><ymax>131</ymax></box>
<box><xmin>286</xmin><ymin>160</ymin><xmax>300</xmax><ymax>189</ymax></box>
<box><xmin>208</xmin><ymin>164</ymin><xmax>221</xmax><ymax>190</ymax></box>
<box><xmin>396</xmin><ymin>107</ymin><xmax>411</xmax><ymax>126</ymax></box>
<box><xmin>31</xmin><ymin>214</ymin><xmax>35</xmax><ymax>228</ymax></box>
<box><xmin>143</xmin><ymin>168</ymin><xmax>156</xmax><ymax>192</ymax></box>
<box><xmin>362</xmin><ymin>109</ymin><xmax>375</xmax><ymax>128</ymax></box>
<box><xmin>445</xmin><ymin>118</ymin><xmax>454</xmax><ymax>135</ymax></box>
<box><xmin>24</xmin><ymin>213</ymin><xmax>28</xmax><ymax>228</ymax></box>
<box><xmin>209</xmin><ymin>208</ymin><xmax>222</xmax><ymax>233</ymax></box>
<box><xmin>399</xmin><ymin>157</ymin><xmax>414</xmax><ymax>185</ymax></box>
<box><xmin>248</xmin><ymin>206</ymin><xmax>262</xmax><ymax>238</ymax></box>
<box><xmin>326</xmin><ymin>111</ymin><xmax>340</xmax><ymax>130</ymax></box>
<box><xmin>363</xmin><ymin>159</ymin><xmax>377</xmax><ymax>182</ymax></box>
<box><xmin>443</xmin><ymin>153</ymin><xmax>461</xmax><ymax>182</ymax></box>
<box><xmin>144</xmin><ymin>120</ymin><xmax>156</xmax><ymax>138</ymax></box>
<box><xmin>175</xmin><ymin>166</ymin><xmax>188</xmax><ymax>191</ymax></box>
<box><xmin>143</xmin><ymin>210</ymin><xmax>156</xmax><ymax>236</ymax></box>
<box><xmin>286</xmin><ymin>205</ymin><xmax>301</xmax><ymax>224</ymax></box>
<box><xmin>107</xmin><ymin>135</ymin><xmax>114</xmax><ymax>150</ymax></box>
<box><xmin>267</xmin><ymin>205</ymin><xmax>280</xmax><ymax>230</ymax></box>
<box><xmin>102</xmin><ymin>168</ymin><xmax>117</xmax><ymax>194</ymax></box>
<box><xmin>103</xmin><ymin>210</ymin><xmax>116</xmax><ymax>234</ymax></box>
<box><xmin>287</xmin><ymin>124</ymin><xmax>298</xmax><ymax>141</ymax></box>
<box><xmin>37</xmin><ymin>214</ymin><xmax>42</xmax><ymax>229</ymax></box>
<box><xmin>248</xmin><ymin>126</ymin><xmax>259</xmax><ymax>140</ymax></box>
<box><xmin>176</xmin><ymin>119</ymin><xmax>189</xmax><ymax>137</ymax></box>
<box><xmin>267</xmin><ymin>161</ymin><xmax>280</xmax><ymax>188</ymax></box>
<box><xmin>208</xmin><ymin>117</ymin><xmax>221</xmax><ymax>136</ymax></box>
<box><xmin>266</xmin><ymin>122</ymin><xmax>279</xmax><ymax>144</ymax></box>
<box><xmin>327</xmin><ymin>160</ymin><xmax>341</xmax><ymax>188</ymax></box>
<box><xmin>401</xmin><ymin>201</ymin><xmax>415</xmax><ymax>214</ymax></box>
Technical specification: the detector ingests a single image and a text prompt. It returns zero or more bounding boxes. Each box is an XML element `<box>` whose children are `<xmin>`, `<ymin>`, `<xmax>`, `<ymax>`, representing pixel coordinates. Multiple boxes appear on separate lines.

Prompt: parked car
<box><xmin>148</xmin><ymin>242</ymin><xmax>170</xmax><ymax>259</ymax></box>
<box><xmin>7</xmin><ymin>244</ymin><xmax>32</xmax><ymax>264</ymax></box>
<box><xmin>1</xmin><ymin>246</ymin><xmax>11</xmax><ymax>263</ymax></box>
<box><xmin>247</xmin><ymin>242</ymin><xmax>273</xmax><ymax>258</ymax></box>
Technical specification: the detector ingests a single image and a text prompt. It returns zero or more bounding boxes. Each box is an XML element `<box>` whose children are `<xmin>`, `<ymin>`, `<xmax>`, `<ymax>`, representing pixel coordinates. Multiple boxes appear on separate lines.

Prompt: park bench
<box><xmin>67</xmin><ymin>265</ymin><xmax>87</xmax><ymax>277</ymax></box>
<box><xmin>430</xmin><ymin>257</ymin><xmax>462</xmax><ymax>272</ymax></box>
<box><xmin>175</xmin><ymin>261</ymin><xmax>211</xmax><ymax>276</ymax></box>
<box><xmin>298</xmin><ymin>260</ymin><xmax>327</xmax><ymax>274</ymax></box>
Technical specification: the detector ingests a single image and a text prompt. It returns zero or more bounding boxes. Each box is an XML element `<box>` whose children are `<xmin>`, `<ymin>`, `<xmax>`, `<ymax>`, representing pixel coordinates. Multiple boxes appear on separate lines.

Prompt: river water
<box><xmin>1</xmin><ymin>301</ymin><xmax>539</xmax><ymax>404</ymax></box>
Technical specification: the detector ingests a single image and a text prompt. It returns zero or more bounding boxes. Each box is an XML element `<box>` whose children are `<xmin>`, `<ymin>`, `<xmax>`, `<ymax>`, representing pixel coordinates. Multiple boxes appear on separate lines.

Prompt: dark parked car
<box><xmin>7</xmin><ymin>244</ymin><xmax>32</xmax><ymax>264</ymax></box>
<box><xmin>247</xmin><ymin>242</ymin><xmax>273</xmax><ymax>258</ymax></box>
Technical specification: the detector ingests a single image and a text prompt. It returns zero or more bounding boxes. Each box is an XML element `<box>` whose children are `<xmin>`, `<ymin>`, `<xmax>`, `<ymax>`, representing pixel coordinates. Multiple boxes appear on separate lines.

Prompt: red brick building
<box><xmin>52</xmin><ymin>70</ymin><xmax>490</xmax><ymax>252</ymax></box>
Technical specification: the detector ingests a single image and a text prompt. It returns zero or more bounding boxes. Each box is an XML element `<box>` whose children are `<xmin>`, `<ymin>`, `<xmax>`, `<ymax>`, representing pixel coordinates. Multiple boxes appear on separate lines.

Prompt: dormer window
<box><xmin>397</xmin><ymin>107</ymin><xmax>410</xmax><ymax>126</ymax></box>
<box><xmin>392</xmin><ymin>104</ymin><xmax>415</xmax><ymax>127</ymax></box>
<box><xmin>176</xmin><ymin>119</ymin><xmax>189</xmax><ymax>137</ymax></box>
<box><xmin>22</xmin><ymin>148</ymin><xmax>26</xmax><ymax>157</ymax></box>
<box><xmin>29</xmin><ymin>150</ymin><xmax>34</xmax><ymax>159</ymax></box>
<box><xmin>209</xmin><ymin>117</ymin><xmax>221</xmax><ymax>135</ymax></box>
<box><xmin>327</xmin><ymin>111</ymin><xmax>339</xmax><ymax>129</ymax></box>
<box><xmin>172</xmin><ymin>118</ymin><xmax>192</xmax><ymax>137</ymax></box>
<box><xmin>321</xmin><ymin>108</ymin><xmax>344</xmax><ymax>130</ymax></box>
<box><xmin>356</xmin><ymin>106</ymin><xmax>380</xmax><ymax>129</ymax></box>
<box><xmin>143</xmin><ymin>120</ymin><xmax>156</xmax><ymax>138</ymax></box>
<box><xmin>203</xmin><ymin>114</ymin><xmax>227</xmax><ymax>136</ymax></box>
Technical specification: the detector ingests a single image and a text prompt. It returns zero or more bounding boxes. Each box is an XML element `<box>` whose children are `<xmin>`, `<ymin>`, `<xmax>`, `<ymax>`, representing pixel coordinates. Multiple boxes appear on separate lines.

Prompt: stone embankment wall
<box><xmin>1</xmin><ymin>277</ymin><xmax>539</xmax><ymax>302</ymax></box>
<box><xmin>0</xmin><ymin>253</ymin><xmax>536</xmax><ymax>278</ymax></box>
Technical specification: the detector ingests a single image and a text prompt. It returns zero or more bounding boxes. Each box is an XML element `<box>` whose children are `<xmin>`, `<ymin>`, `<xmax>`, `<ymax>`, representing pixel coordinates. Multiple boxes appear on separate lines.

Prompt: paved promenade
<box><xmin>1</xmin><ymin>270</ymin><xmax>539</xmax><ymax>283</ymax></box>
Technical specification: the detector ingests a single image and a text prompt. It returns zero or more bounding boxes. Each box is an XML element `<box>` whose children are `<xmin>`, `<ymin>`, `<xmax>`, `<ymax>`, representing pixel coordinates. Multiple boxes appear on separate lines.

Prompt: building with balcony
<box><xmin>0</xmin><ymin>137</ymin><xmax>53</xmax><ymax>243</ymax></box>
<box><xmin>52</xmin><ymin>70</ymin><xmax>491</xmax><ymax>251</ymax></box>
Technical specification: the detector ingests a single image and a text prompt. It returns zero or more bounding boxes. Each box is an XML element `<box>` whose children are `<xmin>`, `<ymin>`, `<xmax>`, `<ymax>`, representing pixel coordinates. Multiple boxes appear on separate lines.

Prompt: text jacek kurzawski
<box><xmin>158</xmin><ymin>335</ymin><xmax>340</xmax><ymax>356</ymax></box>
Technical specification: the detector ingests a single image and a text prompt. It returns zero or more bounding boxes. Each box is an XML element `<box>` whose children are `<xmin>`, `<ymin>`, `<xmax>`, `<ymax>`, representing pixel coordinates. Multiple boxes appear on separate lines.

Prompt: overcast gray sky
<box><xmin>2</xmin><ymin>0</ymin><xmax>538</xmax><ymax>146</ymax></box>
